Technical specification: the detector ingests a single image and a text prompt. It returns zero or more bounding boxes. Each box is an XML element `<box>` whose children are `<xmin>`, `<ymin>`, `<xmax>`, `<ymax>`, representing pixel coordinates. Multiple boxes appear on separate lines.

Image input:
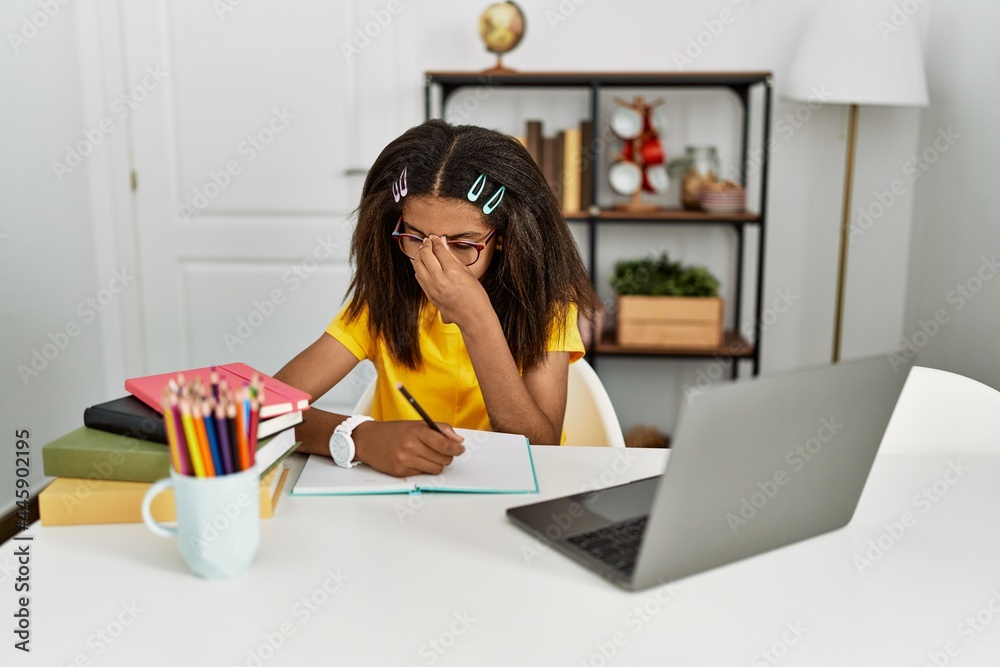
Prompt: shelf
<box><xmin>425</xmin><ymin>69</ymin><xmax>772</xmax><ymax>377</ymax></box>
<box><xmin>592</xmin><ymin>331</ymin><xmax>753</xmax><ymax>358</ymax></box>
<box><xmin>564</xmin><ymin>209</ymin><xmax>760</xmax><ymax>225</ymax></box>
<box><xmin>426</xmin><ymin>71</ymin><xmax>772</xmax><ymax>89</ymax></box>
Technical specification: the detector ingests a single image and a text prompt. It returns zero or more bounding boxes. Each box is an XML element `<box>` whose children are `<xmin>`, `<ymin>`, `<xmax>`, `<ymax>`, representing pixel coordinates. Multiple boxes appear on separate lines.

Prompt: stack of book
<box><xmin>515</xmin><ymin>118</ymin><xmax>595</xmax><ymax>215</ymax></box>
<box><xmin>39</xmin><ymin>363</ymin><xmax>307</xmax><ymax>526</ymax></box>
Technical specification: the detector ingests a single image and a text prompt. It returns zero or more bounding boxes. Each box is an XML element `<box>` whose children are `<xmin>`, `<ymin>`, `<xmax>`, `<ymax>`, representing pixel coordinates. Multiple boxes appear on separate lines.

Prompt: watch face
<box><xmin>331</xmin><ymin>432</ymin><xmax>352</xmax><ymax>465</ymax></box>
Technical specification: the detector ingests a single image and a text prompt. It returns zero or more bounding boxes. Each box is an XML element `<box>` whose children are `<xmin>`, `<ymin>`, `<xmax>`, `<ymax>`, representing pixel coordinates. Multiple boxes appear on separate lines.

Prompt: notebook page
<box><xmin>409</xmin><ymin>429</ymin><xmax>537</xmax><ymax>493</ymax></box>
<box><xmin>291</xmin><ymin>455</ymin><xmax>414</xmax><ymax>495</ymax></box>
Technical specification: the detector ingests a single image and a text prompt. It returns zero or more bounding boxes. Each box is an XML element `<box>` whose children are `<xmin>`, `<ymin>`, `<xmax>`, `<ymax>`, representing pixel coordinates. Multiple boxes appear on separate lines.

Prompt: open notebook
<box><xmin>291</xmin><ymin>428</ymin><xmax>537</xmax><ymax>495</ymax></box>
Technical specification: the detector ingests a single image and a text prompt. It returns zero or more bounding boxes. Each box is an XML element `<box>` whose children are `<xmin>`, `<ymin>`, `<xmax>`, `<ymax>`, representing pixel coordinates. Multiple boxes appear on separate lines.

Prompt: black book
<box><xmin>83</xmin><ymin>395</ymin><xmax>302</xmax><ymax>445</ymax></box>
<box><xmin>83</xmin><ymin>395</ymin><xmax>168</xmax><ymax>444</ymax></box>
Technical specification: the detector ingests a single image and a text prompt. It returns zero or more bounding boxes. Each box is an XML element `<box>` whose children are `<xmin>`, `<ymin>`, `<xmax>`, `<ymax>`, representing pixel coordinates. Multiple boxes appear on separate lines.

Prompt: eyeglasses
<box><xmin>392</xmin><ymin>217</ymin><xmax>497</xmax><ymax>267</ymax></box>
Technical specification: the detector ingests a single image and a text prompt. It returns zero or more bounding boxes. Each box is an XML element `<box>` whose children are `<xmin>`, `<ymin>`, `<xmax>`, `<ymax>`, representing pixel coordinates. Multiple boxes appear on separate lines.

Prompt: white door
<box><xmin>117</xmin><ymin>0</ymin><xmax>416</xmax><ymax>410</ymax></box>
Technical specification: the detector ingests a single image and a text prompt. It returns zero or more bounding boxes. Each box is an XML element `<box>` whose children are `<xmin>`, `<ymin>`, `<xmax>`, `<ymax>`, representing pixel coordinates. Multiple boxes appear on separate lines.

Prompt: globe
<box><xmin>479</xmin><ymin>2</ymin><xmax>525</xmax><ymax>56</ymax></box>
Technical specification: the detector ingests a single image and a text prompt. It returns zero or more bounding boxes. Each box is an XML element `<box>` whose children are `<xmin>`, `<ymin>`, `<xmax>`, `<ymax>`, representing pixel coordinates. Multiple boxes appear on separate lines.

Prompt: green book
<box><xmin>42</xmin><ymin>427</ymin><xmax>172</xmax><ymax>482</ymax></box>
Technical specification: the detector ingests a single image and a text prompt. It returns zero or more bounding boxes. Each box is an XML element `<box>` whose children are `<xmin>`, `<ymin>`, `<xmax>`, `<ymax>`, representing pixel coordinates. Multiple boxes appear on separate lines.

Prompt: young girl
<box><xmin>274</xmin><ymin>119</ymin><xmax>601</xmax><ymax>478</ymax></box>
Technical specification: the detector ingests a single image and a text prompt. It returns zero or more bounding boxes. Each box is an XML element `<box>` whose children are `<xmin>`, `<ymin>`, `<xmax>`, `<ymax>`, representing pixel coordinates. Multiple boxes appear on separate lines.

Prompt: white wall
<box><xmin>406</xmin><ymin>0</ymin><xmax>925</xmax><ymax>432</ymax></box>
<box><xmin>0</xmin><ymin>1</ymin><xmax>121</xmax><ymax>517</ymax></box>
<box><xmin>903</xmin><ymin>0</ymin><xmax>1000</xmax><ymax>390</ymax></box>
<box><xmin>6</xmin><ymin>0</ymin><xmax>986</xmax><ymax>519</ymax></box>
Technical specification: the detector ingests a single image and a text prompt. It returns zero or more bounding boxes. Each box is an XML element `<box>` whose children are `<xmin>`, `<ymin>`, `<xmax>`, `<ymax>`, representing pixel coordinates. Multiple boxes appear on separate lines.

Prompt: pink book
<box><xmin>125</xmin><ymin>362</ymin><xmax>310</xmax><ymax>419</ymax></box>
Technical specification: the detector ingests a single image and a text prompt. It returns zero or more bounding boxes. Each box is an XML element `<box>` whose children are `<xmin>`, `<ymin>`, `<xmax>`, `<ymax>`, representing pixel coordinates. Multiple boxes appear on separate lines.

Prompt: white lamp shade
<box><xmin>785</xmin><ymin>0</ymin><xmax>929</xmax><ymax>107</ymax></box>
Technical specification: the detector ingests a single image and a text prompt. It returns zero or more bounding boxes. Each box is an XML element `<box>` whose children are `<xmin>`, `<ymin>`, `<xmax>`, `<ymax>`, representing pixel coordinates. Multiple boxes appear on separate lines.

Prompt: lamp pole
<box><xmin>832</xmin><ymin>103</ymin><xmax>859</xmax><ymax>364</ymax></box>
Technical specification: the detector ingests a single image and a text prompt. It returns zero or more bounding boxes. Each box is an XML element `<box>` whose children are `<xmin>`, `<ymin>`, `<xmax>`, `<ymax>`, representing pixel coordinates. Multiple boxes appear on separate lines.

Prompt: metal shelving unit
<box><xmin>425</xmin><ymin>70</ymin><xmax>773</xmax><ymax>377</ymax></box>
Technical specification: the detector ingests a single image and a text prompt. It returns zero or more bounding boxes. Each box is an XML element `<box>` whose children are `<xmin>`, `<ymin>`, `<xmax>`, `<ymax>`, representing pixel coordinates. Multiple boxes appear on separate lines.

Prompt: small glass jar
<box><xmin>668</xmin><ymin>146</ymin><xmax>720</xmax><ymax>210</ymax></box>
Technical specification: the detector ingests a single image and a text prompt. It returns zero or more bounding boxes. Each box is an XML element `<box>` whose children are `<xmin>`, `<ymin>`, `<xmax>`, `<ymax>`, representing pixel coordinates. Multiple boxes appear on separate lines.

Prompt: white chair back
<box><xmin>877</xmin><ymin>366</ymin><xmax>1000</xmax><ymax>455</ymax></box>
<box><xmin>352</xmin><ymin>378</ymin><xmax>376</xmax><ymax>415</ymax></box>
<box><xmin>564</xmin><ymin>358</ymin><xmax>626</xmax><ymax>447</ymax></box>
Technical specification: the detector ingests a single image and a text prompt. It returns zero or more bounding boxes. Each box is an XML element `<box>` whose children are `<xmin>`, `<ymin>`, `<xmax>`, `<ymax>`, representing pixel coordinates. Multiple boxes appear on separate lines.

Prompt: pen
<box><xmin>396</xmin><ymin>383</ymin><xmax>444</xmax><ymax>435</ymax></box>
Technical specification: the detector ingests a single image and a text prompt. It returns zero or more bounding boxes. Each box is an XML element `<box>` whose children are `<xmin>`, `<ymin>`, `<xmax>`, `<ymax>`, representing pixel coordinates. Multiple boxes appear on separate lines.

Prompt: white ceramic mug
<box><xmin>141</xmin><ymin>467</ymin><xmax>260</xmax><ymax>579</ymax></box>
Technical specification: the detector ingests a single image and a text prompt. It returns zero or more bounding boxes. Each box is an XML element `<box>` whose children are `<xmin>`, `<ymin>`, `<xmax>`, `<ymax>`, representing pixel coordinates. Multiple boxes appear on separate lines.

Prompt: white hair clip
<box><xmin>392</xmin><ymin>166</ymin><xmax>408</xmax><ymax>203</ymax></box>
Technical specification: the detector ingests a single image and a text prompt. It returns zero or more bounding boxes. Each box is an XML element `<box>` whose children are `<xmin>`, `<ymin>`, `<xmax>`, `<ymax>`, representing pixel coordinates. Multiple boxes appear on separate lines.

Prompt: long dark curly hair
<box><xmin>344</xmin><ymin>119</ymin><xmax>601</xmax><ymax>372</ymax></box>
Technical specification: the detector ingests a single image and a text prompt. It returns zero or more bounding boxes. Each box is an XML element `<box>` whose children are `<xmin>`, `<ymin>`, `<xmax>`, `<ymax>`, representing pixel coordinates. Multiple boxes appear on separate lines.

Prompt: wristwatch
<box><xmin>329</xmin><ymin>415</ymin><xmax>374</xmax><ymax>468</ymax></box>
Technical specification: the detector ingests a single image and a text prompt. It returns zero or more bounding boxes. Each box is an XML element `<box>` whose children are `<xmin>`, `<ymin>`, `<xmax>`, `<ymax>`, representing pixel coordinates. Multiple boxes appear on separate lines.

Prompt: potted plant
<box><xmin>610</xmin><ymin>252</ymin><xmax>723</xmax><ymax>348</ymax></box>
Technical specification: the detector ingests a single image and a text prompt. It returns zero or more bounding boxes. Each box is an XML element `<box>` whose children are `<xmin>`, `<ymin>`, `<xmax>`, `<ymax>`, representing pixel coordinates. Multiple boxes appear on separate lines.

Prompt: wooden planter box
<box><xmin>616</xmin><ymin>295</ymin><xmax>723</xmax><ymax>349</ymax></box>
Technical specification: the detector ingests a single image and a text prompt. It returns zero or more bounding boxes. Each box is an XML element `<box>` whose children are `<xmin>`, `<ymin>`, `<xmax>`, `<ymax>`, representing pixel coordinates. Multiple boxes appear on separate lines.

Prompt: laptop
<box><xmin>507</xmin><ymin>356</ymin><xmax>911</xmax><ymax>590</ymax></box>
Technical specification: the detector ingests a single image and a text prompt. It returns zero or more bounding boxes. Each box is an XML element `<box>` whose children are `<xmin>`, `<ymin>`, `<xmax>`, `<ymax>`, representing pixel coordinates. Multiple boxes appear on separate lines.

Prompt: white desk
<box><xmin>3</xmin><ymin>367</ymin><xmax>999</xmax><ymax>666</ymax></box>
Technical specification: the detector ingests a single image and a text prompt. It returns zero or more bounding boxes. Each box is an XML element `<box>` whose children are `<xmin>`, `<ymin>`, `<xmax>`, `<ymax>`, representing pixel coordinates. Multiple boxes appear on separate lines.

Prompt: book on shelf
<box><xmin>543</xmin><ymin>135</ymin><xmax>565</xmax><ymax>202</ymax></box>
<box><xmin>125</xmin><ymin>362</ymin><xmax>310</xmax><ymax>419</ymax></box>
<box><xmin>579</xmin><ymin>119</ymin><xmax>595</xmax><ymax>210</ymax></box>
<box><xmin>291</xmin><ymin>428</ymin><xmax>537</xmax><ymax>496</ymax></box>
<box><xmin>38</xmin><ymin>463</ymin><xmax>289</xmax><ymax>526</ymax></box>
<box><xmin>554</xmin><ymin>131</ymin><xmax>565</xmax><ymax>202</ymax></box>
<box><xmin>541</xmin><ymin>135</ymin><xmax>558</xmax><ymax>201</ymax></box>
<box><xmin>519</xmin><ymin>118</ymin><xmax>592</xmax><ymax>215</ymax></box>
<box><xmin>42</xmin><ymin>426</ymin><xmax>298</xmax><ymax>483</ymax></box>
<box><xmin>562</xmin><ymin>127</ymin><xmax>582</xmax><ymax>213</ymax></box>
<box><xmin>525</xmin><ymin>119</ymin><xmax>543</xmax><ymax>168</ymax></box>
<box><xmin>84</xmin><ymin>395</ymin><xmax>302</xmax><ymax>444</ymax></box>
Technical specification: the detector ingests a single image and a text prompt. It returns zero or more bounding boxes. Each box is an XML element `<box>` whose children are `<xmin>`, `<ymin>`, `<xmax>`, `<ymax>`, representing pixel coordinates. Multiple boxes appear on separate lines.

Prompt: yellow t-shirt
<box><xmin>325</xmin><ymin>301</ymin><xmax>585</xmax><ymax>443</ymax></box>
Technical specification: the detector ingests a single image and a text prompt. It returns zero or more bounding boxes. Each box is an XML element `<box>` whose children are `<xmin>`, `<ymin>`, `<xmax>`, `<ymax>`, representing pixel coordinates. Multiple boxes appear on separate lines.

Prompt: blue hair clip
<box><xmin>467</xmin><ymin>173</ymin><xmax>486</xmax><ymax>202</ymax></box>
<box><xmin>467</xmin><ymin>173</ymin><xmax>504</xmax><ymax>215</ymax></box>
<box><xmin>482</xmin><ymin>186</ymin><xmax>505</xmax><ymax>215</ymax></box>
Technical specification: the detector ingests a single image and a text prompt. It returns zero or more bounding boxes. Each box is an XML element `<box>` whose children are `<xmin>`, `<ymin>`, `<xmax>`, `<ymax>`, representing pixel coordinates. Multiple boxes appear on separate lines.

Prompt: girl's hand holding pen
<box><xmin>411</xmin><ymin>235</ymin><xmax>492</xmax><ymax>327</ymax></box>
<box><xmin>352</xmin><ymin>420</ymin><xmax>465</xmax><ymax>478</ymax></box>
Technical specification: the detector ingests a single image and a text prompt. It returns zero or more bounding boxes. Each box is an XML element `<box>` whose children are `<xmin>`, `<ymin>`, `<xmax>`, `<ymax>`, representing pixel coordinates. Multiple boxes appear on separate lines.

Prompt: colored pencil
<box><xmin>248</xmin><ymin>395</ymin><xmax>260</xmax><ymax>465</ymax></box>
<box><xmin>201</xmin><ymin>399</ymin><xmax>224</xmax><ymax>476</ymax></box>
<box><xmin>161</xmin><ymin>390</ymin><xmax>182</xmax><ymax>474</ymax></box>
<box><xmin>242</xmin><ymin>384</ymin><xmax>251</xmax><ymax>434</ymax></box>
<box><xmin>169</xmin><ymin>397</ymin><xmax>191</xmax><ymax>475</ymax></box>
<box><xmin>163</xmin><ymin>391</ymin><xmax>189</xmax><ymax>475</ymax></box>
<box><xmin>191</xmin><ymin>402</ymin><xmax>216</xmax><ymax>477</ymax></box>
<box><xmin>226</xmin><ymin>402</ymin><xmax>244</xmax><ymax>471</ymax></box>
<box><xmin>179</xmin><ymin>398</ymin><xmax>206</xmax><ymax>477</ymax></box>
<box><xmin>161</xmin><ymin>371</ymin><xmax>262</xmax><ymax>477</ymax></box>
<box><xmin>253</xmin><ymin>376</ymin><xmax>265</xmax><ymax>406</ymax></box>
<box><xmin>215</xmin><ymin>401</ymin><xmax>234</xmax><ymax>475</ymax></box>
<box><xmin>233</xmin><ymin>399</ymin><xmax>250</xmax><ymax>471</ymax></box>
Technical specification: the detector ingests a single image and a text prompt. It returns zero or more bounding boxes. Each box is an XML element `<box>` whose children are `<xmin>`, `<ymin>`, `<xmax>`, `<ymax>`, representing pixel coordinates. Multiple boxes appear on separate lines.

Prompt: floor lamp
<box><xmin>784</xmin><ymin>0</ymin><xmax>928</xmax><ymax>362</ymax></box>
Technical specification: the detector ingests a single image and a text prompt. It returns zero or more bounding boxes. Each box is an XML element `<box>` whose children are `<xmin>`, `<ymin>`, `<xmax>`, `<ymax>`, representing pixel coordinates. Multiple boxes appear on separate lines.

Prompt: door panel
<box><xmin>120</xmin><ymin>0</ymin><xmax>395</xmax><ymax>411</ymax></box>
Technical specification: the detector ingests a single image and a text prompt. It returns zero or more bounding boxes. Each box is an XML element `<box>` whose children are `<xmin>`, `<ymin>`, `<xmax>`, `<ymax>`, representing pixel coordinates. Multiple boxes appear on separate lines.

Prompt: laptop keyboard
<box><xmin>566</xmin><ymin>516</ymin><xmax>648</xmax><ymax>576</ymax></box>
